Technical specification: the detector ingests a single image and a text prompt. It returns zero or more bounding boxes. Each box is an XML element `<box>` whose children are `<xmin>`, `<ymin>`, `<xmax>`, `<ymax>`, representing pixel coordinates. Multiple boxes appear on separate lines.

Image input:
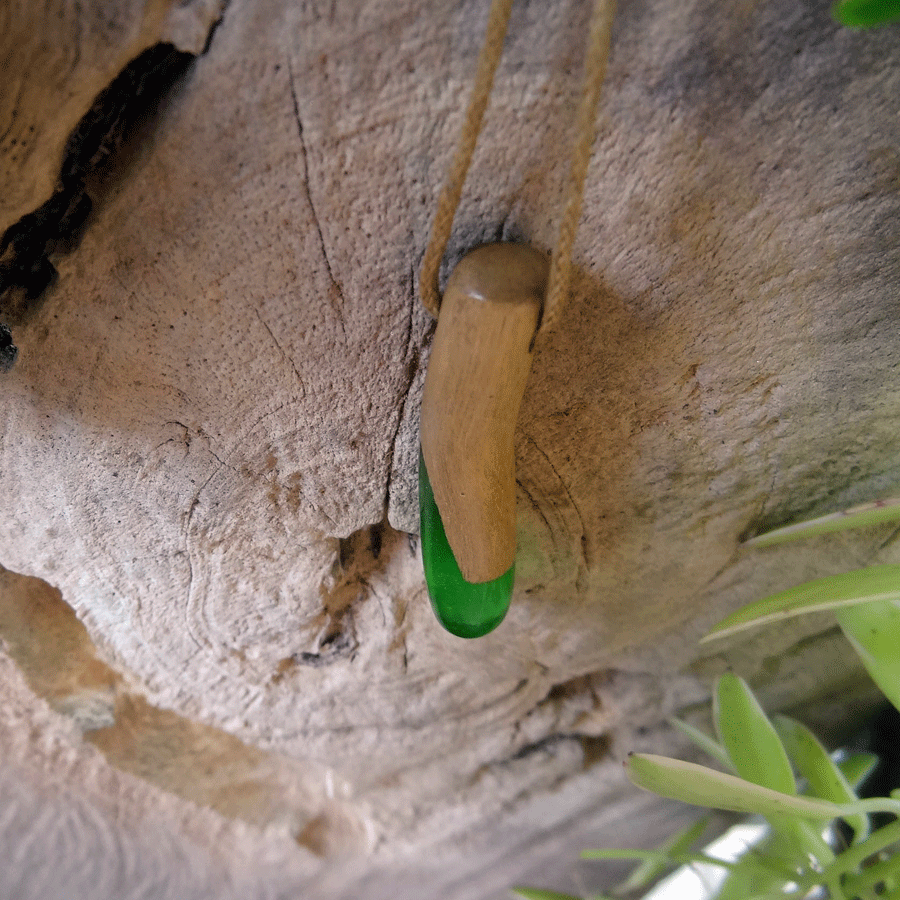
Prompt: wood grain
<box><xmin>421</xmin><ymin>243</ymin><xmax>547</xmax><ymax>582</ymax></box>
<box><xmin>1</xmin><ymin>0</ymin><xmax>899</xmax><ymax>897</ymax></box>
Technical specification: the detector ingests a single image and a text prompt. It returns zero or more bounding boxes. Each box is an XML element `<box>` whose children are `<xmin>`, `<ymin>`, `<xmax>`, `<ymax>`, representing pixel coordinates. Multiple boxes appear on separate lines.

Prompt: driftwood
<box><xmin>2</xmin><ymin>0</ymin><xmax>899</xmax><ymax>897</ymax></box>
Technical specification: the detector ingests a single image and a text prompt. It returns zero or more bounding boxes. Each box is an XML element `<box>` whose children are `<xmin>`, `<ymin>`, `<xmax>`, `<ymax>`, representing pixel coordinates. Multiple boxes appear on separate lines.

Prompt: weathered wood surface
<box><xmin>1</xmin><ymin>0</ymin><xmax>899</xmax><ymax>896</ymax></box>
<box><xmin>0</xmin><ymin>0</ymin><xmax>225</xmax><ymax>232</ymax></box>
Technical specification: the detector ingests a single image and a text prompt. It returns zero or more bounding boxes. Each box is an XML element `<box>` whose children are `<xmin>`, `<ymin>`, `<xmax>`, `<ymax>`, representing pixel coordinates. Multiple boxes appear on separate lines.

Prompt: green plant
<box><xmin>832</xmin><ymin>0</ymin><xmax>900</xmax><ymax>28</ymax></box>
<box><xmin>512</xmin><ymin>497</ymin><xmax>900</xmax><ymax>900</ymax></box>
<box><xmin>706</xmin><ymin>497</ymin><xmax>900</xmax><ymax>714</ymax></box>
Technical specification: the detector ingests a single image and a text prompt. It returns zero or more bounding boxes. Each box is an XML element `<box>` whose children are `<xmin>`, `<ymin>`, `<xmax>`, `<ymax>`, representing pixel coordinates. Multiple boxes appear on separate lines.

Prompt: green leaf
<box><xmin>745</xmin><ymin>895</ymin><xmax>803</xmax><ymax>900</ymax></box>
<box><xmin>510</xmin><ymin>889</ymin><xmax>585</xmax><ymax>900</ymax></box>
<box><xmin>712</xmin><ymin>832</ymin><xmax>803</xmax><ymax>900</ymax></box>
<box><xmin>625</xmin><ymin>754</ymin><xmax>900</xmax><ymax>819</ymax></box>
<box><xmin>841</xmin><ymin>845</ymin><xmax>900</xmax><ymax>900</ymax></box>
<box><xmin>744</xmin><ymin>498</ymin><xmax>900</xmax><ymax>547</ymax></box>
<box><xmin>715</xmin><ymin>674</ymin><xmax>795</xmax><ymax>796</ymax></box>
<box><xmin>580</xmin><ymin>848</ymin><xmax>735</xmax><ymax>869</ymax></box>
<box><xmin>832</xmin><ymin>0</ymin><xmax>900</xmax><ymax>26</ymax></box>
<box><xmin>772</xmin><ymin>715</ymin><xmax>869</xmax><ymax>843</ymax></box>
<box><xmin>834</xmin><ymin>600</ymin><xmax>900</xmax><ymax>713</ymax></box>
<box><xmin>820</xmin><ymin>819</ymin><xmax>900</xmax><ymax>890</ymax></box>
<box><xmin>625</xmin><ymin>754</ymin><xmax>841</xmax><ymax>819</ymax></box>
<box><xmin>611</xmin><ymin>815</ymin><xmax>710</xmax><ymax>893</ymax></box>
<box><xmin>837</xmin><ymin>751</ymin><xmax>878</xmax><ymax>789</ymax></box>
<box><xmin>669</xmin><ymin>718</ymin><xmax>735</xmax><ymax>771</ymax></box>
<box><xmin>713</xmin><ymin>868</ymin><xmax>783</xmax><ymax>900</ymax></box>
<box><xmin>712</xmin><ymin>676</ymin><xmax>834</xmax><ymax>861</ymax></box>
<box><xmin>701</xmin><ymin>565</ymin><xmax>900</xmax><ymax>642</ymax></box>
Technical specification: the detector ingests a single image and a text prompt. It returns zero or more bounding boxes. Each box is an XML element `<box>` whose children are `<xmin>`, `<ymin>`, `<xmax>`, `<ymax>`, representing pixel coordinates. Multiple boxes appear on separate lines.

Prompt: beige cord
<box><xmin>543</xmin><ymin>0</ymin><xmax>615</xmax><ymax>334</ymax></box>
<box><xmin>419</xmin><ymin>0</ymin><xmax>616</xmax><ymax>331</ymax></box>
<box><xmin>418</xmin><ymin>0</ymin><xmax>515</xmax><ymax>318</ymax></box>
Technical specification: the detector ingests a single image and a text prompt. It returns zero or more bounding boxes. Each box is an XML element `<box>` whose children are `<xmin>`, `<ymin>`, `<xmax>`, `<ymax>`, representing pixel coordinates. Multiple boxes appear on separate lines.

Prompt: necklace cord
<box><xmin>418</xmin><ymin>0</ymin><xmax>616</xmax><ymax>331</ymax></box>
<box><xmin>542</xmin><ymin>0</ymin><xmax>615</xmax><ymax>334</ymax></box>
<box><xmin>418</xmin><ymin>0</ymin><xmax>515</xmax><ymax>318</ymax></box>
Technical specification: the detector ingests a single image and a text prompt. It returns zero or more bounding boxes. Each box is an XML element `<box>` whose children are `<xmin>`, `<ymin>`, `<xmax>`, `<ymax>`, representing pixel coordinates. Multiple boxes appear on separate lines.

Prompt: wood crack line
<box><xmin>255</xmin><ymin>308</ymin><xmax>305</xmax><ymax>396</ymax></box>
<box><xmin>383</xmin><ymin>265</ymin><xmax>419</xmax><ymax>516</ymax></box>
<box><xmin>286</xmin><ymin>56</ymin><xmax>346</xmax><ymax>340</ymax></box>
<box><xmin>525</xmin><ymin>434</ymin><xmax>589</xmax><ymax>567</ymax></box>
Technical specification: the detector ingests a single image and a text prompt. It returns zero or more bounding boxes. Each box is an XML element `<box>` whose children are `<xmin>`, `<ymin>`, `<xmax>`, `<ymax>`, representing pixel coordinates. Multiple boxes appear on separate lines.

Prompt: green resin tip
<box><xmin>832</xmin><ymin>0</ymin><xmax>900</xmax><ymax>26</ymax></box>
<box><xmin>418</xmin><ymin>450</ymin><xmax>513</xmax><ymax>638</ymax></box>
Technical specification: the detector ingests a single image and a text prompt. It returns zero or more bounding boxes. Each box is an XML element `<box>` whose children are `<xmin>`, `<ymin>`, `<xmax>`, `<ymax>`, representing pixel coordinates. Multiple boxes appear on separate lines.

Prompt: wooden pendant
<box><xmin>420</xmin><ymin>242</ymin><xmax>548</xmax><ymax>585</ymax></box>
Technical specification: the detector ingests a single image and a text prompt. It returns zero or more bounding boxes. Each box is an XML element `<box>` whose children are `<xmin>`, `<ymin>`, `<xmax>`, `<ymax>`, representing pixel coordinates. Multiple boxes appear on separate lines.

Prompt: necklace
<box><xmin>418</xmin><ymin>0</ymin><xmax>616</xmax><ymax>637</ymax></box>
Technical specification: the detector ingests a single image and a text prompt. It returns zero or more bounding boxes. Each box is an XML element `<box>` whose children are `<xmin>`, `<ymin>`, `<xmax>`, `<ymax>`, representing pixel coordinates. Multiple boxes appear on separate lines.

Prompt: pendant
<box><xmin>419</xmin><ymin>449</ymin><xmax>515</xmax><ymax>637</ymax></box>
<box><xmin>419</xmin><ymin>243</ymin><xmax>548</xmax><ymax>638</ymax></box>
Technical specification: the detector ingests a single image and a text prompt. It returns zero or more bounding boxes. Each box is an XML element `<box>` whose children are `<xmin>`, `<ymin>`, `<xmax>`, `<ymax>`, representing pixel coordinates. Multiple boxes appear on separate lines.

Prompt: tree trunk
<box><xmin>2</xmin><ymin>0</ymin><xmax>898</xmax><ymax>896</ymax></box>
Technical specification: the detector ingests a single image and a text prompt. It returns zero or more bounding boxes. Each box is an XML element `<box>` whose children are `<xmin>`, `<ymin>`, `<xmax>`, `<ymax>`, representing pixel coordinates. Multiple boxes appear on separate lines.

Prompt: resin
<box><xmin>418</xmin><ymin>451</ymin><xmax>513</xmax><ymax>638</ymax></box>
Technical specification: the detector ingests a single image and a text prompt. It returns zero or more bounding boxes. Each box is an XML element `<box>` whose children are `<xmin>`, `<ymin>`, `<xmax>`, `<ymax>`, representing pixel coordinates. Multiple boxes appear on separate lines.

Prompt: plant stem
<box><xmin>820</xmin><ymin>819</ymin><xmax>900</xmax><ymax>883</ymax></box>
<box><xmin>842</xmin><ymin>845</ymin><xmax>900</xmax><ymax>897</ymax></box>
<box><xmin>824</xmin><ymin>872</ymin><xmax>848</xmax><ymax>900</ymax></box>
<box><xmin>580</xmin><ymin>849</ymin><xmax>740</xmax><ymax>870</ymax></box>
<box><xmin>790</xmin><ymin>818</ymin><xmax>835</xmax><ymax>868</ymax></box>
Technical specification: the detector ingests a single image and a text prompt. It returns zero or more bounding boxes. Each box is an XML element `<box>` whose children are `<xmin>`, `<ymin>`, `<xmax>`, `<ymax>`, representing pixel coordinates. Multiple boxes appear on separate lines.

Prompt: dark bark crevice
<box><xmin>0</xmin><ymin>42</ymin><xmax>196</xmax><ymax>354</ymax></box>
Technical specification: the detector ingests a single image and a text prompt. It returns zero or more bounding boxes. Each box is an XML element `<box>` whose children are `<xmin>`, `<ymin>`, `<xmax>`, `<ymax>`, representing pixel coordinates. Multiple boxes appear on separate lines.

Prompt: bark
<box><xmin>1</xmin><ymin>0</ymin><xmax>899</xmax><ymax>896</ymax></box>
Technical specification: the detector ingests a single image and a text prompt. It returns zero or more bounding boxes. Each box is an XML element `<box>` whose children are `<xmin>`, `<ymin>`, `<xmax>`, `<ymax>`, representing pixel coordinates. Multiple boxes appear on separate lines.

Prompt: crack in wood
<box><xmin>0</xmin><ymin>323</ymin><xmax>16</xmax><ymax>372</ymax></box>
<box><xmin>524</xmin><ymin>433</ymin><xmax>590</xmax><ymax>570</ymax></box>
<box><xmin>254</xmin><ymin>308</ymin><xmax>306</xmax><ymax>396</ymax></box>
<box><xmin>1</xmin><ymin>43</ymin><xmax>196</xmax><ymax>336</ymax></box>
<box><xmin>516</xmin><ymin>476</ymin><xmax>555</xmax><ymax>546</ymax></box>
<box><xmin>383</xmin><ymin>263</ymin><xmax>422</xmax><ymax>518</ymax></box>
<box><xmin>506</xmin><ymin>731</ymin><xmax>611</xmax><ymax>768</ymax></box>
<box><xmin>286</xmin><ymin>56</ymin><xmax>347</xmax><ymax>341</ymax></box>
